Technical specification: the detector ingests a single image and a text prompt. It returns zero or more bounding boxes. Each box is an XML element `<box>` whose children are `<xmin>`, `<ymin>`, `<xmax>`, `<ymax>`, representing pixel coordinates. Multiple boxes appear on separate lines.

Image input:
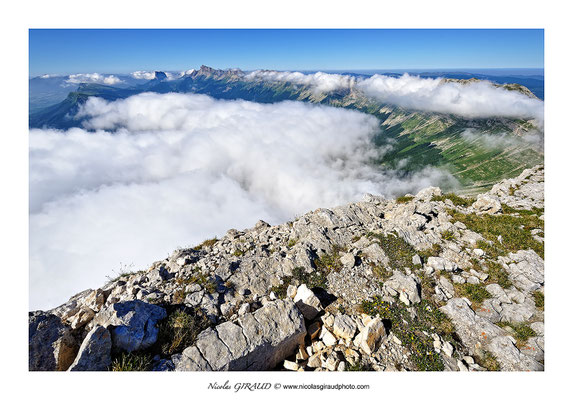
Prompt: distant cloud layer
<box><xmin>66</xmin><ymin>73</ymin><xmax>123</xmax><ymax>85</ymax></box>
<box><xmin>245</xmin><ymin>70</ymin><xmax>544</xmax><ymax>123</ymax></box>
<box><xmin>29</xmin><ymin>93</ymin><xmax>455</xmax><ymax>310</ymax></box>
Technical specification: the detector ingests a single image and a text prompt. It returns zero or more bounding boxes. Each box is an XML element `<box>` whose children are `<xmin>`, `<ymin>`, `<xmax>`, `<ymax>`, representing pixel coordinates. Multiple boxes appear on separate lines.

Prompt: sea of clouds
<box><xmin>29</xmin><ymin>92</ymin><xmax>457</xmax><ymax>310</ymax></box>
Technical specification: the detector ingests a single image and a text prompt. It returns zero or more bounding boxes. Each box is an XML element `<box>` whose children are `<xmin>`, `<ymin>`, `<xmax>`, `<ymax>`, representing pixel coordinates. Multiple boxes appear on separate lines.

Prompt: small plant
<box><xmin>106</xmin><ymin>263</ymin><xmax>140</xmax><ymax>283</ymax></box>
<box><xmin>313</xmin><ymin>245</ymin><xmax>346</xmax><ymax>274</ymax></box>
<box><xmin>367</xmin><ymin>231</ymin><xmax>417</xmax><ymax>274</ymax></box>
<box><xmin>110</xmin><ymin>352</ymin><xmax>153</xmax><ymax>371</ymax></box>
<box><xmin>269</xmin><ymin>276</ymin><xmax>294</xmax><ymax>299</ymax></box>
<box><xmin>292</xmin><ymin>266</ymin><xmax>327</xmax><ymax>289</ymax></box>
<box><xmin>287</xmin><ymin>238</ymin><xmax>297</xmax><ymax>248</ymax></box>
<box><xmin>347</xmin><ymin>361</ymin><xmax>374</xmax><ymax>371</ymax></box>
<box><xmin>192</xmin><ymin>237</ymin><xmax>218</xmax><ymax>251</ymax></box>
<box><xmin>533</xmin><ymin>291</ymin><xmax>544</xmax><ymax>309</ymax></box>
<box><xmin>232</xmin><ymin>249</ymin><xmax>245</xmax><ymax>257</ymax></box>
<box><xmin>484</xmin><ymin>260</ymin><xmax>512</xmax><ymax>289</ymax></box>
<box><xmin>418</xmin><ymin>243</ymin><xmax>442</xmax><ymax>263</ymax></box>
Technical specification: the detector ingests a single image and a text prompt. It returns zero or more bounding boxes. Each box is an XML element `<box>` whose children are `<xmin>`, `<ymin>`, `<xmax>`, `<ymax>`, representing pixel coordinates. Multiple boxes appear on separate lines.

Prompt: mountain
<box><xmin>29</xmin><ymin>66</ymin><xmax>544</xmax><ymax>194</ymax></box>
<box><xmin>29</xmin><ymin>165</ymin><xmax>545</xmax><ymax>371</ymax></box>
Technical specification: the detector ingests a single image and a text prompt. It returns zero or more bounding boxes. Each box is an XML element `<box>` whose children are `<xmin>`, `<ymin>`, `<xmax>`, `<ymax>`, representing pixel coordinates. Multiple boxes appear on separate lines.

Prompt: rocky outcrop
<box><xmin>29</xmin><ymin>165</ymin><xmax>544</xmax><ymax>372</ymax></box>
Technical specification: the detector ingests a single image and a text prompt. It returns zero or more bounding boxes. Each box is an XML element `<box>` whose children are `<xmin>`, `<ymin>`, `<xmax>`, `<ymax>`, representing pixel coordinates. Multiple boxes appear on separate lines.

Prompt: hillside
<box><xmin>30</xmin><ymin>164</ymin><xmax>544</xmax><ymax>371</ymax></box>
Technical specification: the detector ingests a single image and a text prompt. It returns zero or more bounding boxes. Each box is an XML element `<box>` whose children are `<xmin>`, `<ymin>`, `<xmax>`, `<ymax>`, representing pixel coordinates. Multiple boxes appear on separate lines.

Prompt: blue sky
<box><xmin>29</xmin><ymin>29</ymin><xmax>544</xmax><ymax>76</ymax></box>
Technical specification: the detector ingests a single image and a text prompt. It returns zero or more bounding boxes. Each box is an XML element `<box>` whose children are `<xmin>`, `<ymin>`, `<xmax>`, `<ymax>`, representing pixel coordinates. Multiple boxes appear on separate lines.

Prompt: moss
<box><xmin>449</xmin><ymin>209</ymin><xmax>544</xmax><ymax>258</ymax></box>
<box><xmin>110</xmin><ymin>352</ymin><xmax>153</xmax><ymax>371</ymax></box>
<box><xmin>192</xmin><ymin>237</ymin><xmax>218</xmax><ymax>251</ymax></box>
<box><xmin>395</xmin><ymin>195</ymin><xmax>414</xmax><ymax>204</ymax></box>
<box><xmin>360</xmin><ymin>297</ymin><xmax>455</xmax><ymax>371</ymax></box>
<box><xmin>533</xmin><ymin>291</ymin><xmax>544</xmax><ymax>309</ymax></box>
<box><xmin>432</xmin><ymin>193</ymin><xmax>474</xmax><ymax>207</ymax></box>
<box><xmin>454</xmin><ymin>283</ymin><xmax>491</xmax><ymax>305</ymax></box>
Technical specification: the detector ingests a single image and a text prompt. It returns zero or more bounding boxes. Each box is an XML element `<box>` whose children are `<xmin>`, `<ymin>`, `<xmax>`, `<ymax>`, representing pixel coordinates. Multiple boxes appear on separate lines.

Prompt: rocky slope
<box><xmin>29</xmin><ymin>165</ymin><xmax>544</xmax><ymax>371</ymax></box>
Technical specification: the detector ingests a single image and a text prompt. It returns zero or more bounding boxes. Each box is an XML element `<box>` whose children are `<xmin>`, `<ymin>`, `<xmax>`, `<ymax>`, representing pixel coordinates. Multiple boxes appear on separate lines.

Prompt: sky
<box><xmin>29</xmin><ymin>29</ymin><xmax>544</xmax><ymax>76</ymax></box>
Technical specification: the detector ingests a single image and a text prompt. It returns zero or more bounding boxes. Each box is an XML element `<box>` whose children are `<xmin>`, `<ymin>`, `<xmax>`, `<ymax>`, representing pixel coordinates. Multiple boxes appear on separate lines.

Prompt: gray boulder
<box><xmin>176</xmin><ymin>299</ymin><xmax>306</xmax><ymax>371</ymax></box>
<box><xmin>93</xmin><ymin>300</ymin><xmax>166</xmax><ymax>352</ymax></box>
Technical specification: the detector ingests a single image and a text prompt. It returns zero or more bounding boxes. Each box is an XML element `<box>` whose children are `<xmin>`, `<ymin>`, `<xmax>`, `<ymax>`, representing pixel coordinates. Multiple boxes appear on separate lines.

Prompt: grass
<box><xmin>346</xmin><ymin>361</ymin><xmax>374</xmax><ymax>371</ymax></box>
<box><xmin>395</xmin><ymin>195</ymin><xmax>414</xmax><ymax>204</ymax></box>
<box><xmin>110</xmin><ymin>352</ymin><xmax>153</xmax><ymax>371</ymax></box>
<box><xmin>533</xmin><ymin>291</ymin><xmax>544</xmax><ymax>309</ymax></box>
<box><xmin>432</xmin><ymin>193</ymin><xmax>474</xmax><ymax>207</ymax></box>
<box><xmin>449</xmin><ymin>209</ymin><xmax>544</xmax><ymax>258</ymax></box>
<box><xmin>454</xmin><ymin>283</ymin><xmax>491</xmax><ymax>305</ymax></box>
<box><xmin>360</xmin><ymin>297</ymin><xmax>455</xmax><ymax>371</ymax></box>
<box><xmin>192</xmin><ymin>237</ymin><xmax>218</xmax><ymax>251</ymax></box>
<box><xmin>232</xmin><ymin>249</ymin><xmax>245</xmax><ymax>257</ymax></box>
<box><xmin>367</xmin><ymin>232</ymin><xmax>417</xmax><ymax>274</ymax></box>
<box><xmin>105</xmin><ymin>263</ymin><xmax>142</xmax><ymax>283</ymax></box>
<box><xmin>287</xmin><ymin>238</ymin><xmax>298</xmax><ymax>248</ymax></box>
<box><xmin>497</xmin><ymin>322</ymin><xmax>536</xmax><ymax>348</ymax></box>
<box><xmin>154</xmin><ymin>309</ymin><xmax>210</xmax><ymax>356</ymax></box>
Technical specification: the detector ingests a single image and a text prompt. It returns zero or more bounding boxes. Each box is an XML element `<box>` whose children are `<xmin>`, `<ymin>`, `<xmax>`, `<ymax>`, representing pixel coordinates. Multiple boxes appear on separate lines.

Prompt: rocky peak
<box><xmin>29</xmin><ymin>165</ymin><xmax>544</xmax><ymax>372</ymax></box>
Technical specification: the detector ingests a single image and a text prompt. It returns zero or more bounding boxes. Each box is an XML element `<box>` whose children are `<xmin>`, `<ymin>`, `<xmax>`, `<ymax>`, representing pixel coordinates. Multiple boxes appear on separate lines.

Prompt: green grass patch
<box><xmin>287</xmin><ymin>238</ymin><xmax>298</xmax><ymax>248</ymax></box>
<box><xmin>270</xmin><ymin>276</ymin><xmax>294</xmax><ymax>299</ymax></box>
<box><xmin>497</xmin><ymin>322</ymin><xmax>536</xmax><ymax>348</ymax></box>
<box><xmin>360</xmin><ymin>297</ymin><xmax>455</xmax><ymax>371</ymax></box>
<box><xmin>313</xmin><ymin>245</ymin><xmax>346</xmax><ymax>274</ymax></box>
<box><xmin>292</xmin><ymin>266</ymin><xmax>327</xmax><ymax>290</ymax></box>
<box><xmin>432</xmin><ymin>193</ymin><xmax>474</xmax><ymax>207</ymax></box>
<box><xmin>449</xmin><ymin>210</ymin><xmax>544</xmax><ymax>258</ymax></box>
<box><xmin>454</xmin><ymin>283</ymin><xmax>491</xmax><ymax>305</ymax></box>
<box><xmin>475</xmin><ymin>351</ymin><xmax>500</xmax><ymax>371</ymax></box>
<box><xmin>441</xmin><ymin>230</ymin><xmax>455</xmax><ymax>241</ymax></box>
<box><xmin>175</xmin><ymin>270</ymin><xmax>217</xmax><ymax>294</ymax></box>
<box><xmin>418</xmin><ymin>243</ymin><xmax>442</xmax><ymax>264</ymax></box>
<box><xmin>533</xmin><ymin>291</ymin><xmax>544</xmax><ymax>309</ymax></box>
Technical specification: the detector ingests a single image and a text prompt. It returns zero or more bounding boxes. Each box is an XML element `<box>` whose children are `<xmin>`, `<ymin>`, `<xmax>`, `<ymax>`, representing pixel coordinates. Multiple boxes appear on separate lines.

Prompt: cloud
<box><xmin>245</xmin><ymin>70</ymin><xmax>544</xmax><ymax>123</ymax></box>
<box><xmin>30</xmin><ymin>93</ymin><xmax>456</xmax><ymax>310</ymax></box>
<box><xmin>131</xmin><ymin>71</ymin><xmax>156</xmax><ymax>80</ymax></box>
<box><xmin>245</xmin><ymin>70</ymin><xmax>356</xmax><ymax>94</ymax></box>
<box><xmin>66</xmin><ymin>73</ymin><xmax>123</xmax><ymax>85</ymax></box>
<box><xmin>460</xmin><ymin>128</ymin><xmax>544</xmax><ymax>150</ymax></box>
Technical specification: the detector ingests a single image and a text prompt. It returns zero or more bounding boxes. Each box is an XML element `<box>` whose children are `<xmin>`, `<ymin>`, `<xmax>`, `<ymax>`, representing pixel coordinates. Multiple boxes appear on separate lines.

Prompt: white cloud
<box><xmin>245</xmin><ymin>70</ymin><xmax>544</xmax><ymax>123</ymax></box>
<box><xmin>245</xmin><ymin>70</ymin><xmax>356</xmax><ymax>94</ymax></box>
<box><xmin>131</xmin><ymin>71</ymin><xmax>156</xmax><ymax>80</ymax></box>
<box><xmin>66</xmin><ymin>73</ymin><xmax>123</xmax><ymax>85</ymax></box>
<box><xmin>30</xmin><ymin>93</ymin><xmax>456</xmax><ymax>310</ymax></box>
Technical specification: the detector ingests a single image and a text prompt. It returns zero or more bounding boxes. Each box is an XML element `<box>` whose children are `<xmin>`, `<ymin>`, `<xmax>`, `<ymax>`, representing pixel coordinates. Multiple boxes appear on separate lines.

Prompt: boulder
<box><xmin>353</xmin><ymin>317</ymin><xmax>385</xmax><ymax>355</ymax></box>
<box><xmin>29</xmin><ymin>311</ymin><xmax>78</xmax><ymax>371</ymax></box>
<box><xmin>293</xmin><ymin>284</ymin><xmax>322</xmax><ymax>320</ymax></box>
<box><xmin>472</xmin><ymin>194</ymin><xmax>502</xmax><ymax>214</ymax></box>
<box><xmin>68</xmin><ymin>326</ymin><xmax>112</xmax><ymax>371</ymax></box>
<box><xmin>332</xmin><ymin>314</ymin><xmax>357</xmax><ymax>340</ymax></box>
<box><xmin>176</xmin><ymin>299</ymin><xmax>306</xmax><ymax>371</ymax></box>
<box><xmin>93</xmin><ymin>300</ymin><xmax>166</xmax><ymax>352</ymax></box>
<box><xmin>383</xmin><ymin>271</ymin><xmax>421</xmax><ymax>305</ymax></box>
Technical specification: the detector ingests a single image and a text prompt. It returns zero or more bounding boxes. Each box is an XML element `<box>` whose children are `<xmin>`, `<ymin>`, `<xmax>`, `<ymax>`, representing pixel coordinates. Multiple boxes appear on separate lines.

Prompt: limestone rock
<box><xmin>68</xmin><ymin>326</ymin><xmax>112</xmax><ymax>371</ymax></box>
<box><xmin>29</xmin><ymin>311</ymin><xmax>78</xmax><ymax>371</ymax></box>
<box><xmin>332</xmin><ymin>314</ymin><xmax>357</xmax><ymax>340</ymax></box>
<box><xmin>293</xmin><ymin>284</ymin><xmax>322</xmax><ymax>320</ymax></box>
<box><xmin>353</xmin><ymin>318</ymin><xmax>386</xmax><ymax>355</ymax></box>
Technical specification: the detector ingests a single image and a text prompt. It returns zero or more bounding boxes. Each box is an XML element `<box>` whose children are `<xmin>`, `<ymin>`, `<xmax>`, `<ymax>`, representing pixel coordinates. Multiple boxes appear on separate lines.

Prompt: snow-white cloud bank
<box><xmin>29</xmin><ymin>93</ymin><xmax>456</xmax><ymax>310</ymax></box>
<box><xmin>66</xmin><ymin>73</ymin><xmax>123</xmax><ymax>85</ymax></box>
<box><xmin>245</xmin><ymin>70</ymin><xmax>544</xmax><ymax>123</ymax></box>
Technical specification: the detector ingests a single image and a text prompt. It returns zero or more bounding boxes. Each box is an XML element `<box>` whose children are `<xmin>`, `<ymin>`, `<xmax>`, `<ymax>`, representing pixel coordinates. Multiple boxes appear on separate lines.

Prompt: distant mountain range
<box><xmin>29</xmin><ymin>66</ymin><xmax>544</xmax><ymax>194</ymax></box>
